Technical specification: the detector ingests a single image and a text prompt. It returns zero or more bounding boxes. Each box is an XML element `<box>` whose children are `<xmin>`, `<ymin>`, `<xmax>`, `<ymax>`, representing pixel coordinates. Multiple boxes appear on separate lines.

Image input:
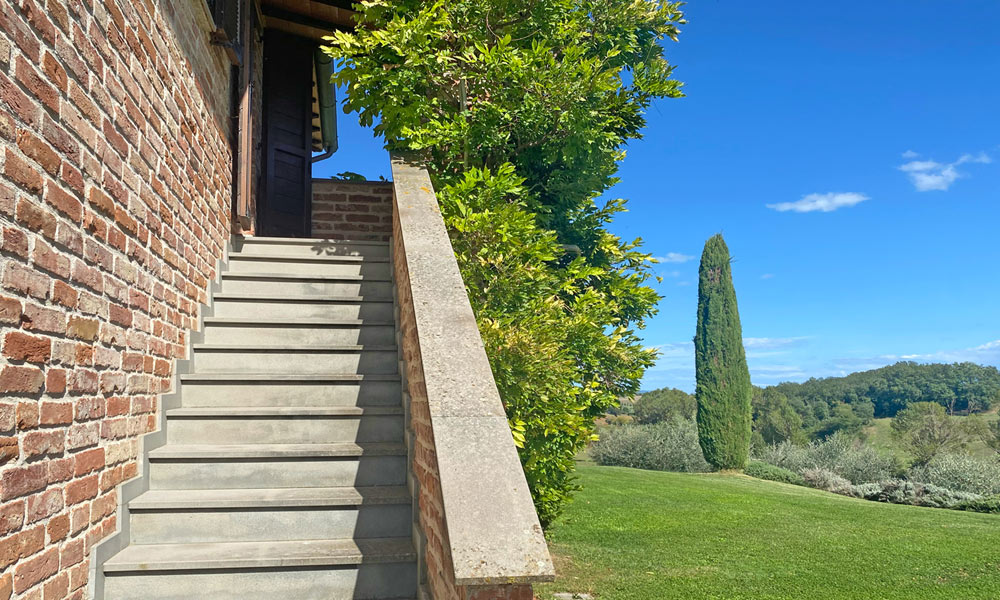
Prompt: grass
<box><xmin>537</xmin><ymin>465</ymin><xmax>1000</xmax><ymax>600</ymax></box>
<box><xmin>863</xmin><ymin>410</ymin><xmax>998</xmax><ymax>461</ymax></box>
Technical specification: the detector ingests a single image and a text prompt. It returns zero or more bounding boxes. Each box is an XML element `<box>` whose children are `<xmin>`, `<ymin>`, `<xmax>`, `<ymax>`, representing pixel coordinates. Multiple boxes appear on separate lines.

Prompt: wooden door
<box><xmin>260</xmin><ymin>29</ymin><xmax>313</xmax><ymax>237</ymax></box>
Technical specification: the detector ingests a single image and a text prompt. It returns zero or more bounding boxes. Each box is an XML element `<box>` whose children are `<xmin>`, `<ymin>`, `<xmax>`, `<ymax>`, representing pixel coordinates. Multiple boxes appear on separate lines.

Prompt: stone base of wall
<box><xmin>311</xmin><ymin>180</ymin><xmax>392</xmax><ymax>241</ymax></box>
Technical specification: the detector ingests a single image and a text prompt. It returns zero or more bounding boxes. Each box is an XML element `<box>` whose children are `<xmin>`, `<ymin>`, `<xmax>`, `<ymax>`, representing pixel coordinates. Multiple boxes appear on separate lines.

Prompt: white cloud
<box><xmin>655</xmin><ymin>252</ymin><xmax>695</xmax><ymax>263</ymax></box>
<box><xmin>760</xmin><ymin>273</ymin><xmax>774</xmax><ymax>280</ymax></box>
<box><xmin>743</xmin><ymin>337</ymin><xmax>809</xmax><ymax>350</ymax></box>
<box><xmin>661</xmin><ymin>270</ymin><xmax>681</xmax><ymax>278</ymax></box>
<box><xmin>676</xmin><ymin>281</ymin><xmax>691</xmax><ymax>287</ymax></box>
<box><xmin>899</xmin><ymin>152</ymin><xmax>992</xmax><ymax>192</ymax></box>
<box><xmin>767</xmin><ymin>192</ymin><xmax>869</xmax><ymax>213</ymax></box>
<box><xmin>901</xmin><ymin>150</ymin><xmax>920</xmax><ymax>159</ymax></box>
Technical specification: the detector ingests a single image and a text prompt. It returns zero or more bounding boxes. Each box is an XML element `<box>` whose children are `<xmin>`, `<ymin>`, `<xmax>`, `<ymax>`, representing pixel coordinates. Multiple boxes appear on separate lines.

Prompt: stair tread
<box><xmin>180</xmin><ymin>373</ymin><xmax>401</xmax><ymax>382</ymax></box>
<box><xmin>230</xmin><ymin>253</ymin><xmax>389</xmax><ymax>263</ymax></box>
<box><xmin>211</xmin><ymin>294</ymin><xmax>392</xmax><ymax>303</ymax></box>
<box><xmin>192</xmin><ymin>344</ymin><xmax>397</xmax><ymax>352</ymax></box>
<box><xmin>203</xmin><ymin>317</ymin><xmax>394</xmax><ymax>326</ymax></box>
<box><xmin>129</xmin><ymin>486</ymin><xmax>411</xmax><ymax>510</ymax></box>
<box><xmin>221</xmin><ymin>272</ymin><xmax>391</xmax><ymax>282</ymax></box>
<box><xmin>238</xmin><ymin>236</ymin><xmax>389</xmax><ymax>246</ymax></box>
<box><xmin>166</xmin><ymin>406</ymin><xmax>403</xmax><ymax>417</ymax></box>
<box><xmin>103</xmin><ymin>537</ymin><xmax>416</xmax><ymax>572</ymax></box>
<box><xmin>148</xmin><ymin>442</ymin><xmax>407</xmax><ymax>459</ymax></box>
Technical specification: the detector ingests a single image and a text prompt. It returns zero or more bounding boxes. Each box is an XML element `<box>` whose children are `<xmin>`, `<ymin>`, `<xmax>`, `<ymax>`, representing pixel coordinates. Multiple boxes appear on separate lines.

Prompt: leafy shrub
<box><xmin>802</xmin><ymin>468</ymin><xmax>855</xmax><ymax>495</ymax></box>
<box><xmin>591</xmin><ymin>419</ymin><xmax>711</xmax><ymax>473</ymax></box>
<box><xmin>955</xmin><ymin>494</ymin><xmax>1000</xmax><ymax>514</ymax></box>
<box><xmin>853</xmin><ymin>480</ymin><xmax>981</xmax><ymax>509</ymax></box>
<box><xmin>603</xmin><ymin>414</ymin><xmax>635</xmax><ymax>426</ymax></box>
<box><xmin>745</xmin><ymin>460</ymin><xmax>805</xmax><ymax>486</ymax></box>
<box><xmin>755</xmin><ymin>433</ymin><xmax>898</xmax><ymax>484</ymax></box>
<box><xmin>907</xmin><ymin>453</ymin><xmax>1000</xmax><ymax>496</ymax></box>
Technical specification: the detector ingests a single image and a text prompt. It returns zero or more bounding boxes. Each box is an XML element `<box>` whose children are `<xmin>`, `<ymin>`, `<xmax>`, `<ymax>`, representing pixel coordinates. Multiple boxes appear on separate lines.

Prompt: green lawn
<box><xmin>537</xmin><ymin>465</ymin><xmax>1000</xmax><ymax>600</ymax></box>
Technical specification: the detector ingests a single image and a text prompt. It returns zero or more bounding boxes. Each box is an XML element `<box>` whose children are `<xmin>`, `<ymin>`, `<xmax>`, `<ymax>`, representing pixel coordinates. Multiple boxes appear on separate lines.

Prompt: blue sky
<box><xmin>316</xmin><ymin>1</ymin><xmax>1000</xmax><ymax>392</ymax></box>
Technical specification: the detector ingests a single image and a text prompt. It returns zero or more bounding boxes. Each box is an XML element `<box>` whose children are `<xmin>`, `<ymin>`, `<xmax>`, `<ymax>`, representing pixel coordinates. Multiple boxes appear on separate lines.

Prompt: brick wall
<box><xmin>312</xmin><ymin>179</ymin><xmax>392</xmax><ymax>241</ymax></box>
<box><xmin>0</xmin><ymin>0</ymin><xmax>233</xmax><ymax>598</ymax></box>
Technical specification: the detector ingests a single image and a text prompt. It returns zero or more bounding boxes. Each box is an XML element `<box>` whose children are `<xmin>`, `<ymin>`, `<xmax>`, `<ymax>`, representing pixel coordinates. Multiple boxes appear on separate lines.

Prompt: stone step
<box><xmin>128</xmin><ymin>486</ymin><xmax>411</xmax><ymax>544</ymax></box>
<box><xmin>165</xmin><ymin>406</ymin><xmax>404</xmax><ymax>445</ymax></box>
<box><xmin>234</xmin><ymin>237</ymin><xmax>391</xmax><ymax>258</ymax></box>
<box><xmin>177</xmin><ymin>373</ymin><xmax>402</xmax><ymax>408</ymax></box>
<box><xmin>227</xmin><ymin>254</ymin><xmax>392</xmax><ymax>278</ymax></box>
<box><xmin>210</xmin><ymin>295</ymin><xmax>394</xmax><ymax>320</ymax></box>
<box><xmin>189</xmin><ymin>345</ymin><xmax>399</xmax><ymax>375</ymax></box>
<box><xmin>103</xmin><ymin>538</ymin><xmax>416</xmax><ymax>600</ymax></box>
<box><xmin>220</xmin><ymin>272</ymin><xmax>393</xmax><ymax>297</ymax></box>
<box><xmin>201</xmin><ymin>318</ymin><xmax>397</xmax><ymax>346</ymax></box>
<box><xmin>147</xmin><ymin>443</ymin><xmax>408</xmax><ymax>489</ymax></box>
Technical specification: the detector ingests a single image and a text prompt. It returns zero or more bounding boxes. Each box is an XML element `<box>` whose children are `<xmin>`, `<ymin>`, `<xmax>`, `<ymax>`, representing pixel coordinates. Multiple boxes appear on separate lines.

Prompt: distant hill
<box><xmin>769</xmin><ymin>361</ymin><xmax>1000</xmax><ymax>419</ymax></box>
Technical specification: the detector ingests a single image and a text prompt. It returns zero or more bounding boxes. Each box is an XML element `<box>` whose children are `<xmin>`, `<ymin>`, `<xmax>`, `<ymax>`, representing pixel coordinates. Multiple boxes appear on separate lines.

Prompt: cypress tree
<box><xmin>695</xmin><ymin>234</ymin><xmax>752</xmax><ymax>470</ymax></box>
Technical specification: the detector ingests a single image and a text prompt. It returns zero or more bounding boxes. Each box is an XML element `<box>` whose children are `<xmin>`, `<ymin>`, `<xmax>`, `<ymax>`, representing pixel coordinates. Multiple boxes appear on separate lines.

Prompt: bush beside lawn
<box><xmin>536</xmin><ymin>465</ymin><xmax>1000</xmax><ymax>600</ymax></box>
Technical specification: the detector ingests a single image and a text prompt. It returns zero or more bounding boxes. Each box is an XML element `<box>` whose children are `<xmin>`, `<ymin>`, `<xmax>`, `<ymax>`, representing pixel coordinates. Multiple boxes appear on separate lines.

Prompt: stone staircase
<box><xmin>99</xmin><ymin>237</ymin><xmax>417</xmax><ymax>599</ymax></box>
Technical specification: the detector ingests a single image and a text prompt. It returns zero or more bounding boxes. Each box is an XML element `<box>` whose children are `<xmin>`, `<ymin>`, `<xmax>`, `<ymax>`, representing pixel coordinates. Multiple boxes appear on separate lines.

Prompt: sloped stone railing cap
<box><xmin>390</xmin><ymin>154</ymin><xmax>555</xmax><ymax>585</ymax></box>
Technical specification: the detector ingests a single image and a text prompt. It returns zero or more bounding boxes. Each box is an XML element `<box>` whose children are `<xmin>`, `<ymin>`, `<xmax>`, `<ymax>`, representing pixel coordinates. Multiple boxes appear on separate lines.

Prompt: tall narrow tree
<box><xmin>695</xmin><ymin>234</ymin><xmax>752</xmax><ymax>470</ymax></box>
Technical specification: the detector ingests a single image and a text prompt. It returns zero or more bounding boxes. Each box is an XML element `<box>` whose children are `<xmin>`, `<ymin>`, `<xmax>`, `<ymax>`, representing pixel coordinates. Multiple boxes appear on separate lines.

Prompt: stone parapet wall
<box><xmin>312</xmin><ymin>179</ymin><xmax>392</xmax><ymax>241</ymax></box>
<box><xmin>0</xmin><ymin>1</ymin><xmax>232</xmax><ymax>598</ymax></box>
<box><xmin>390</xmin><ymin>156</ymin><xmax>553</xmax><ymax>600</ymax></box>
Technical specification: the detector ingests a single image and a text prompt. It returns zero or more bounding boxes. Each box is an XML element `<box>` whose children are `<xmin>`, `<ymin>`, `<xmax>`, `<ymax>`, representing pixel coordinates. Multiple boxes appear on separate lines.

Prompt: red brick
<box><xmin>0</xmin><ymin>526</ymin><xmax>44</xmax><ymax>571</ymax></box>
<box><xmin>0</xmin><ymin>500</ymin><xmax>23</xmax><ymax>536</ymax></box>
<box><xmin>51</xmin><ymin>281</ymin><xmax>78</xmax><ymax>309</ymax></box>
<box><xmin>86</xmin><ymin>186</ymin><xmax>115</xmax><ymax>215</ymax></box>
<box><xmin>33</xmin><ymin>238</ymin><xmax>71</xmax><ymax>278</ymax></box>
<box><xmin>2</xmin><ymin>331</ymin><xmax>51</xmax><ymax>363</ymax></box>
<box><xmin>43</xmin><ymin>571</ymin><xmax>68</xmax><ymax>599</ymax></box>
<box><xmin>25</xmin><ymin>487</ymin><xmax>63</xmax><ymax>523</ymax></box>
<box><xmin>48</xmin><ymin>513</ymin><xmax>70</xmax><ymax>543</ymax></box>
<box><xmin>1</xmin><ymin>226</ymin><xmax>29</xmax><ymax>258</ymax></box>
<box><xmin>109</xmin><ymin>303</ymin><xmax>132</xmax><ymax>327</ymax></box>
<box><xmin>0</xmin><ymin>296</ymin><xmax>21</xmax><ymax>325</ymax></box>
<box><xmin>45</xmin><ymin>183</ymin><xmax>83</xmax><ymax>222</ymax></box>
<box><xmin>41</xmin><ymin>50</ymin><xmax>68</xmax><ymax>93</ymax></box>
<box><xmin>46</xmin><ymin>457</ymin><xmax>72</xmax><ymax>484</ymax></box>
<box><xmin>23</xmin><ymin>430</ymin><xmax>63</xmax><ymax>459</ymax></box>
<box><xmin>45</xmin><ymin>370</ymin><xmax>67</xmax><ymax>396</ymax></box>
<box><xmin>16</xmin><ymin>129</ymin><xmax>60</xmax><ymax>176</ymax></box>
<box><xmin>0</xmin><ymin>366</ymin><xmax>45</xmax><ymax>395</ymax></box>
<box><xmin>40</xmin><ymin>402</ymin><xmax>72</xmax><ymax>425</ymax></box>
<box><xmin>1</xmin><ymin>463</ymin><xmax>47</xmax><ymax>501</ymax></box>
<box><xmin>22</xmin><ymin>303</ymin><xmax>65</xmax><ymax>335</ymax></box>
<box><xmin>0</xmin><ymin>572</ymin><xmax>9</xmax><ymax>600</ymax></box>
<box><xmin>4</xmin><ymin>149</ymin><xmax>43</xmax><ymax>195</ymax></box>
<box><xmin>70</xmin><ymin>260</ymin><xmax>102</xmax><ymax>293</ymax></box>
<box><xmin>0</xmin><ymin>438</ymin><xmax>17</xmax><ymax>465</ymax></box>
<box><xmin>0</xmin><ymin>72</ymin><xmax>41</xmax><ymax>127</ymax></box>
<box><xmin>0</xmin><ymin>404</ymin><xmax>13</xmax><ymax>432</ymax></box>
<box><xmin>73</xmin><ymin>448</ymin><xmax>104</xmax><ymax>476</ymax></box>
<box><xmin>17</xmin><ymin>402</ymin><xmax>39</xmax><ymax>429</ymax></box>
<box><xmin>15</xmin><ymin>198</ymin><xmax>56</xmax><ymax>239</ymax></box>
<box><xmin>13</xmin><ymin>546</ymin><xmax>58</xmax><ymax>593</ymax></box>
<box><xmin>3</xmin><ymin>261</ymin><xmax>50</xmax><ymax>300</ymax></box>
<box><xmin>64</xmin><ymin>475</ymin><xmax>97</xmax><ymax>505</ymax></box>
<box><xmin>15</xmin><ymin>55</ymin><xmax>59</xmax><ymax>113</ymax></box>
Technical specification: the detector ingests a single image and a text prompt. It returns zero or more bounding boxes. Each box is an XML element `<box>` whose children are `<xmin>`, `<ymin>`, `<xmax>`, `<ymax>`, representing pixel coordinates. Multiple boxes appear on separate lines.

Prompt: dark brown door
<box><xmin>260</xmin><ymin>29</ymin><xmax>313</xmax><ymax>237</ymax></box>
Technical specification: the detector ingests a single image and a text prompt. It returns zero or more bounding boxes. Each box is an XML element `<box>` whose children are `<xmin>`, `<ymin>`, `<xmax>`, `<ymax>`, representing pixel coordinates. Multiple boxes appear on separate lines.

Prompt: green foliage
<box><xmin>907</xmin><ymin>453</ymin><xmax>1000</xmax><ymax>496</ymax></box>
<box><xmin>851</xmin><ymin>480</ymin><xmax>981</xmax><ymax>509</ymax></box>
<box><xmin>590</xmin><ymin>419</ymin><xmax>711</xmax><ymax>473</ymax></box>
<box><xmin>633</xmin><ymin>387</ymin><xmax>696</xmax><ymax>424</ymax></box>
<box><xmin>890</xmin><ymin>402</ymin><xmax>978</xmax><ymax>466</ymax></box>
<box><xmin>323</xmin><ymin>0</ymin><xmax>685</xmax><ymax>525</ymax></box>
<box><xmin>955</xmin><ymin>494</ymin><xmax>1000</xmax><ymax>514</ymax></box>
<box><xmin>744</xmin><ymin>460</ymin><xmax>806</xmax><ymax>486</ymax></box>
<box><xmin>754</xmin><ymin>433</ymin><xmax>900</xmax><ymax>484</ymax></box>
<box><xmin>751</xmin><ymin>387</ymin><xmax>807</xmax><ymax>447</ymax></box>
<box><xmin>694</xmin><ymin>234</ymin><xmax>752</xmax><ymax>470</ymax></box>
